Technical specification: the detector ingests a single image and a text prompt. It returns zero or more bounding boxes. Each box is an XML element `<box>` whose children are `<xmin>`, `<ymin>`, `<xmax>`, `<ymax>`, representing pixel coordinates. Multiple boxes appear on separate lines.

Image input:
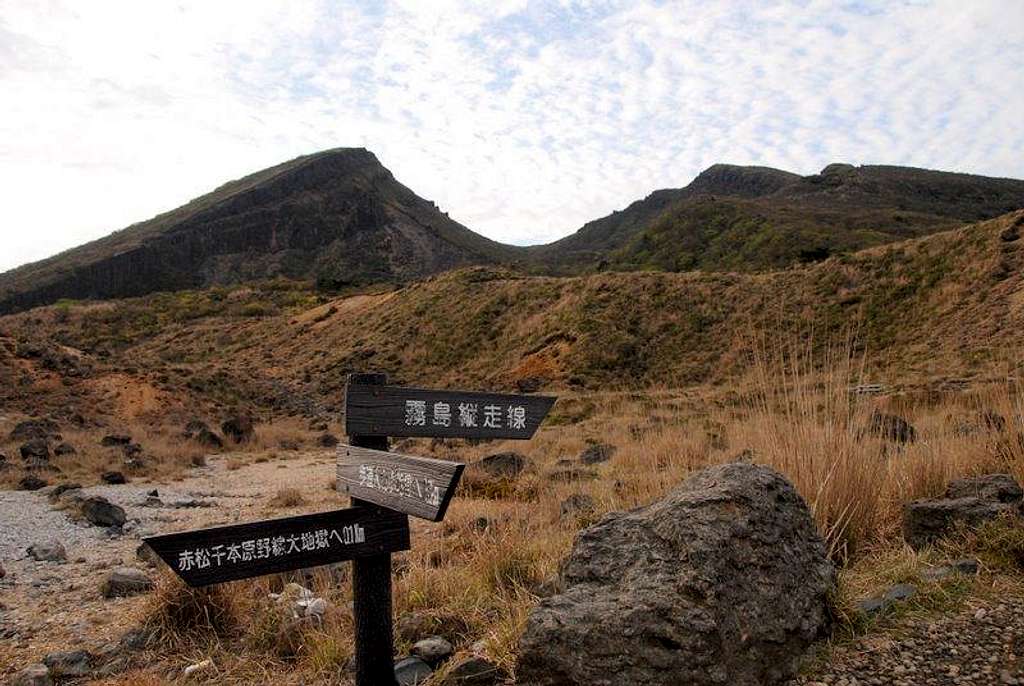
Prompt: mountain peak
<box><xmin>687</xmin><ymin>163</ymin><xmax>801</xmax><ymax>198</ymax></box>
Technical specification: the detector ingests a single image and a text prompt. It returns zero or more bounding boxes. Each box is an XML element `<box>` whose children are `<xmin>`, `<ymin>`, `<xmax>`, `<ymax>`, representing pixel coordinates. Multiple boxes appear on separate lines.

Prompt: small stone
<box><xmin>101</xmin><ymin>567</ymin><xmax>154</xmax><ymax>598</ymax></box>
<box><xmin>856</xmin><ymin>597</ymin><xmax>888</xmax><ymax>615</ymax></box>
<box><xmin>27</xmin><ymin>541</ymin><xmax>67</xmax><ymax>563</ymax></box>
<box><xmin>579</xmin><ymin>443</ymin><xmax>616</xmax><ymax>465</ymax></box>
<box><xmin>53</xmin><ymin>443</ymin><xmax>76</xmax><ymax>456</ymax></box>
<box><xmin>182</xmin><ymin>658</ymin><xmax>215</xmax><ymax>679</ymax></box>
<box><xmin>81</xmin><ymin>496</ymin><xmax>127</xmax><ymax>527</ymax></box>
<box><xmin>18</xmin><ymin>474</ymin><xmax>48</xmax><ymax>491</ymax></box>
<box><xmin>952</xmin><ymin>558</ymin><xmax>980</xmax><ymax>575</ymax></box>
<box><xmin>412</xmin><ymin>636</ymin><xmax>454</xmax><ymax>666</ymax></box>
<box><xmin>920</xmin><ymin>566</ymin><xmax>952</xmax><ymax>581</ymax></box>
<box><xmin>559</xmin><ymin>493</ymin><xmax>596</xmax><ymax>518</ymax></box>
<box><xmin>883</xmin><ymin>584</ymin><xmax>917</xmax><ymax>603</ymax></box>
<box><xmin>9</xmin><ymin>663</ymin><xmax>52</xmax><ymax>686</ymax></box>
<box><xmin>975</xmin><ymin>608</ymin><xmax>987</xmax><ymax>620</ymax></box>
<box><xmin>317</xmin><ymin>433</ymin><xmax>339</xmax><ymax>448</ymax></box>
<box><xmin>43</xmin><ymin>650</ymin><xmax>94</xmax><ymax>678</ymax></box>
<box><xmin>394</xmin><ymin>656</ymin><xmax>434</xmax><ymax>685</ymax></box>
<box><xmin>304</xmin><ymin>597</ymin><xmax>328</xmax><ymax>618</ymax></box>
<box><xmin>100</xmin><ymin>434</ymin><xmax>132</xmax><ymax>447</ymax></box>
<box><xmin>473</xmin><ymin>452</ymin><xmax>529</xmax><ymax>478</ymax></box>
<box><xmin>19</xmin><ymin>439</ymin><xmax>50</xmax><ymax>461</ymax></box>
<box><xmin>101</xmin><ymin>471</ymin><xmax>127</xmax><ymax>485</ymax></box>
<box><xmin>135</xmin><ymin>542</ymin><xmax>160</xmax><ymax>567</ymax></box>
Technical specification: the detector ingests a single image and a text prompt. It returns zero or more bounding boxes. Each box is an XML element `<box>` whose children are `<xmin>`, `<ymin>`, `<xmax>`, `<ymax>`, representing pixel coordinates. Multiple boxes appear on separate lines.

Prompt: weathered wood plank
<box><xmin>337</xmin><ymin>444</ymin><xmax>465</xmax><ymax>522</ymax></box>
<box><xmin>143</xmin><ymin>507</ymin><xmax>410</xmax><ymax>587</ymax></box>
<box><xmin>345</xmin><ymin>383</ymin><xmax>556</xmax><ymax>439</ymax></box>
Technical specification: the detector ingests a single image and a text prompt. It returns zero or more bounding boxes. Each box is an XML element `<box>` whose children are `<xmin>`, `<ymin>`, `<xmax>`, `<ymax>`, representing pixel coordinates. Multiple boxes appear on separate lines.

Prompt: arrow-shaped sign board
<box><xmin>345</xmin><ymin>384</ymin><xmax>556</xmax><ymax>440</ymax></box>
<box><xmin>143</xmin><ymin>507</ymin><xmax>410</xmax><ymax>587</ymax></box>
<box><xmin>338</xmin><ymin>445</ymin><xmax>464</xmax><ymax>522</ymax></box>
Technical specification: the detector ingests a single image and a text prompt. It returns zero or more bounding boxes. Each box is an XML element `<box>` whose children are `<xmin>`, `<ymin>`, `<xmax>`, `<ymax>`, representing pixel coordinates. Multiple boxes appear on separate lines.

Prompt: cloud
<box><xmin>0</xmin><ymin>0</ymin><xmax>1021</xmax><ymax>270</ymax></box>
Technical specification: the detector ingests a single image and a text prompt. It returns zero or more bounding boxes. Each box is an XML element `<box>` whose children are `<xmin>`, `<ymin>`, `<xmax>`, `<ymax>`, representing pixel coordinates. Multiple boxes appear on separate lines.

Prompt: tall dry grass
<box><xmin>131</xmin><ymin>350</ymin><xmax>1024</xmax><ymax>683</ymax></box>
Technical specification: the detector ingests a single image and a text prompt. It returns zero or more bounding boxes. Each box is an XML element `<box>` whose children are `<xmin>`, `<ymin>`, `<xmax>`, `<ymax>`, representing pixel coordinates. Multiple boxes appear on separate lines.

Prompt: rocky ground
<box><xmin>0</xmin><ymin>449</ymin><xmax>350</xmax><ymax>680</ymax></box>
<box><xmin>792</xmin><ymin>595</ymin><xmax>1024</xmax><ymax>685</ymax></box>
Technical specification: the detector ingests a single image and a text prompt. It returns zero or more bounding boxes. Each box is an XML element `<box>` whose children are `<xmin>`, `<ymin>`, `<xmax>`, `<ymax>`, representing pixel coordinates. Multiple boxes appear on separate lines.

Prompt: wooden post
<box><xmin>347</xmin><ymin>372</ymin><xmax>398</xmax><ymax>686</ymax></box>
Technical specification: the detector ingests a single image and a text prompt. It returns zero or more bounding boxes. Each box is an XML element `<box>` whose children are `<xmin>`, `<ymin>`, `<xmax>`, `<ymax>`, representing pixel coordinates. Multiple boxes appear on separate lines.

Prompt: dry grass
<box><xmin>82</xmin><ymin>351</ymin><xmax>1024</xmax><ymax>684</ymax></box>
<box><xmin>269</xmin><ymin>487</ymin><xmax>307</xmax><ymax>509</ymax></box>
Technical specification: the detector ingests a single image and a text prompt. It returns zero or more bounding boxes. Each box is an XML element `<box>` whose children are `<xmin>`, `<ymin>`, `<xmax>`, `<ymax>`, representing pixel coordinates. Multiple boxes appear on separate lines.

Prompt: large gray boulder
<box><xmin>903</xmin><ymin>473</ymin><xmax>1023</xmax><ymax>550</ymax></box>
<box><xmin>516</xmin><ymin>462</ymin><xmax>835</xmax><ymax>686</ymax></box>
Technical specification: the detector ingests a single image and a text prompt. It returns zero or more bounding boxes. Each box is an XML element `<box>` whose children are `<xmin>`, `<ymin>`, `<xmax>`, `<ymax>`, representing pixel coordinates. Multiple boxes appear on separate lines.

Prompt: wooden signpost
<box><xmin>144</xmin><ymin>372</ymin><xmax>555</xmax><ymax>686</ymax></box>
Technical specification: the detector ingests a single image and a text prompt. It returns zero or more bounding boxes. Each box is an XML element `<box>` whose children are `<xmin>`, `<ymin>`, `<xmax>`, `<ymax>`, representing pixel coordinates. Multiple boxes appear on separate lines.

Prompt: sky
<box><xmin>1</xmin><ymin>0</ymin><xmax>1022</xmax><ymax>273</ymax></box>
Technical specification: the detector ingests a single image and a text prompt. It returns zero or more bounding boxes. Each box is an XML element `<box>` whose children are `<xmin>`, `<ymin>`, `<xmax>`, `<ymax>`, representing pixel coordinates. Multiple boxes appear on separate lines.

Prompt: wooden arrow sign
<box><xmin>143</xmin><ymin>507</ymin><xmax>410</xmax><ymax>587</ymax></box>
<box><xmin>345</xmin><ymin>383</ymin><xmax>556</xmax><ymax>440</ymax></box>
<box><xmin>337</xmin><ymin>445</ymin><xmax>464</xmax><ymax>522</ymax></box>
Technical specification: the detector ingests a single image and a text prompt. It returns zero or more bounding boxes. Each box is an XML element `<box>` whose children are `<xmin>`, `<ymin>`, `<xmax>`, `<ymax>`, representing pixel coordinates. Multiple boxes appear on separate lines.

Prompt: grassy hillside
<box><xmin>1</xmin><ymin>211</ymin><xmax>1020</xmax><ymax>427</ymax></box>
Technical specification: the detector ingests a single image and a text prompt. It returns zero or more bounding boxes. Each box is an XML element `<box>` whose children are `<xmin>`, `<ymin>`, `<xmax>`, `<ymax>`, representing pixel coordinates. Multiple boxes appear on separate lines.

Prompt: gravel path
<box><xmin>791</xmin><ymin>596</ymin><xmax>1024</xmax><ymax>685</ymax></box>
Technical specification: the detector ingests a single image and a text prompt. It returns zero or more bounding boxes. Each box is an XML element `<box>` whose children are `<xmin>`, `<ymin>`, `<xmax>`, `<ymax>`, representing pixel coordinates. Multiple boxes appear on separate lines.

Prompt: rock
<box><xmin>394</xmin><ymin>656</ymin><xmax>434</xmax><ymax>685</ymax></box>
<box><xmin>0</xmin><ymin>560</ymin><xmax>5</xmax><ymax>579</ymax></box>
<box><xmin>516</xmin><ymin>376</ymin><xmax>542</xmax><ymax>393</ymax></box>
<box><xmin>27</xmin><ymin>541</ymin><xmax>67</xmax><ymax>562</ymax></box>
<box><xmin>136</xmin><ymin>542</ymin><xmax>160</xmax><ymax>567</ymax></box>
<box><xmin>303</xmin><ymin>597</ymin><xmax>329</xmax><ymax>618</ymax></box>
<box><xmin>440</xmin><ymin>656</ymin><xmax>509</xmax><ymax>685</ymax></box>
<box><xmin>8</xmin><ymin>663</ymin><xmax>52</xmax><ymax>686</ymax></box>
<box><xmin>53</xmin><ymin>442</ymin><xmax>76</xmax><ymax>456</ymax></box>
<box><xmin>221</xmin><ymin>415</ymin><xmax>255</xmax><ymax>444</ymax></box>
<box><xmin>920</xmin><ymin>565</ymin><xmax>953</xmax><ymax>581</ymax></box>
<box><xmin>516</xmin><ymin>462</ymin><xmax>835</xmax><ymax>686</ymax></box>
<box><xmin>864</xmin><ymin>410</ymin><xmax>917</xmax><ymax>443</ymax></box>
<box><xmin>10</xmin><ymin>418</ymin><xmax>61</xmax><ymax>442</ymax></box>
<box><xmin>101</xmin><ymin>567</ymin><xmax>154</xmax><ymax>598</ymax></box>
<box><xmin>952</xmin><ymin>558</ymin><xmax>980</xmax><ymax>575</ymax></box>
<box><xmin>20</xmin><ymin>439</ymin><xmax>50</xmax><ymax>462</ymax></box>
<box><xmin>412</xmin><ymin>636</ymin><xmax>454</xmax><ymax>667</ymax></box>
<box><xmin>856</xmin><ymin>597</ymin><xmax>888</xmax><ymax>615</ymax></box>
<box><xmin>183</xmin><ymin>419</ymin><xmax>209</xmax><ymax>438</ymax></box>
<box><xmin>579</xmin><ymin>443</ymin><xmax>615</xmax><ymax>465</ymax></box>
<box><xmin>100</xmin><ymin>434</ymin><xmax>132</xmax><ymax>447</ymax></box>
<box><xmin>903</xmin><ymin>473</ymin><xmax>1023</xmax><ymax>549</ymax></box>
<box><xmin>43</xmin><ymin>650</ymin><xmax>95</xmax><ymax>678</ymax></box>
<box><xmin>122</xmin><ymin>442</ymin><xmax>143</xmax><ymax>458</ymax></box>
<box><xmin>182</xmin><ymin>658</ymin><xmax>215</xmax><ymax>679</ymax></box>
<box><xmin>101</xmin><ymin>471</ymin><xmax>127</xmax><ymax>485</ymax></box>
<box><xmin>52</xmin><ymin>484</ymin><xmax>83</xmax><ymax>504</ymax></box>
<box><xmin>884</xmin><ymin>583</ymin><xmax>917</xmax><ymax>602</ymax></box>
<box><xmin>81</xmin><ymin>496</ymin><xmax>127</xmax><ymax>527</ymax></box>
<box><xmin>194</xmin><ymin>428</ymin><xmax>223</xmax><ymax>449</ymax></box>
<box><xmin>559</xmin><ymin>493</ymin><xmax>596</xmax><ymax>518</ymax></box>
<box><xmin>945</xmin><ymin>473</ymin><xmax>1023</xmax><ymax>502</ymax></box>
<box><xmin>18</xmin><ymin>474</ymin><xmax>48</xmax><ymax>491</ymax></box>
<box><xmin>472</xmin><ymin>452</ymin><xmax>529</xmax><ymax>478</ymax></box>
<box><xmin>547</xmin><ymin>466</ymin><xmax>597</xmax><ymax>482</ymax></box>
<box><xmin>317</xmin><ymin>433</ymin><xmax>339</xmax><ymax>448</ymax></box>
<box><xmin>0</xmin><ymin>452</ymin><xmax>7</xmax><ymax>469</ymax></box>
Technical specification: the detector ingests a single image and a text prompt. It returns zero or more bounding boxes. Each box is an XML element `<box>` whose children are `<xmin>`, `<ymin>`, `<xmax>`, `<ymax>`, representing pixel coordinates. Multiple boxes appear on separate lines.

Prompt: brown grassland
<box><xmin>73</xmin><ymin>343</ymin><xmax>1024</xmax><ymax>685</ymax></box>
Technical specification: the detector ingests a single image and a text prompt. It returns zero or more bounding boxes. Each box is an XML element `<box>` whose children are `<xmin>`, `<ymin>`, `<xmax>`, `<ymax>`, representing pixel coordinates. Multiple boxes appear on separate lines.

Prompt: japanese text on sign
<box><xmin>176</xmin><ymin>525</ymin><xmax>365</xmax><ymax>571</ymax></box>
<box><xmin>404</xmin><ymin>400</ymin><xmax>526</xmax><ymax>431</ymax></box>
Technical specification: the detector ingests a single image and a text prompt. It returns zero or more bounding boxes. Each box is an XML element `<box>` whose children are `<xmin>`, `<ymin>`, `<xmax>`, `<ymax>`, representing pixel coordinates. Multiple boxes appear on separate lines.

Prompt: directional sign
<box><xmin>345</xmin><ymin>383</ymin><xmax>556</xmax><ymax>439</ymax></box>
<box><xmin>144</xmin><ymin>507</ymin><xmax>410</xmax><ymax>587</ymax></box>
<box><xmin>338</xmin><ymin>445</ymin><xmax>464</xmax><ymax>522</ymax></box>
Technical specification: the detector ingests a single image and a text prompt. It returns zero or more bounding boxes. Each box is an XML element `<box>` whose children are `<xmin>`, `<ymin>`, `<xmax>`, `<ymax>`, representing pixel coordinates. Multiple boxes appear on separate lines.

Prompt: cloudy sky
<box><xmin>1</xmin><ymin>0</ymin><xmax>1022</xmax><ymax>272</ymax></box>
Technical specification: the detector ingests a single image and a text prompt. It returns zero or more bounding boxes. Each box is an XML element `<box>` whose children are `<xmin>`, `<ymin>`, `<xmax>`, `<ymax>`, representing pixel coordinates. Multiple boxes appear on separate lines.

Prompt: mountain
<box><xmin>0</xmin><ymin>148</ymin><xmax>518</xmax><ymax>314</ymax></box>
<box><xmin>3</xmin><ymin>151</ymin><xmax>1024</xmax><ymax>315</ymax></box>
<box><xmin>529</xmin><ymin>163</ymin><xmax>1024</xmax><ymax>272</ymax></box>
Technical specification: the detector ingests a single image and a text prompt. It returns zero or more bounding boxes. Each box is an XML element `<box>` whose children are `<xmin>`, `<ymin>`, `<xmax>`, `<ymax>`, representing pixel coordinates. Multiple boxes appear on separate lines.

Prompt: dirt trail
<box><xmin>0</xmin><ymin>450</ymin><xmax>346</xmax><ymax>678</ymax></box>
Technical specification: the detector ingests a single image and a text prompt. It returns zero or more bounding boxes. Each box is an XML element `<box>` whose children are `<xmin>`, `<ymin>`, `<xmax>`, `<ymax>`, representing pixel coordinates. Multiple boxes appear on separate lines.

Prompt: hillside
<box><xmin>0</xmin><ymin>148</ymin><xmax>518</xmax><ymax>314</ymax></box>
<box><xmin>1</xmin><ymin>210</ymin><xmax>1020</xmax><ymax>426</ymax></box>
<box><xmin>530</xmin><ymin>163</ymin><xmax>1024</xmax><ymax>272</ymax></box>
